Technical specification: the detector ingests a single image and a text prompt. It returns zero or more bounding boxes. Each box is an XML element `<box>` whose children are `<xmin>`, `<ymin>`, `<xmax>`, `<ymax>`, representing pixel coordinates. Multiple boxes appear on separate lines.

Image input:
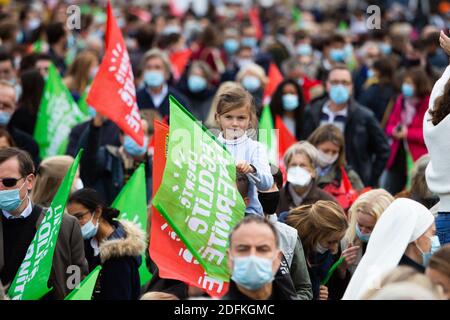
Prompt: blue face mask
<box><xmin>231</xmin><ymin>255</ymin><xmax>275</xmax><ymax>290</ymax></box>
<box><xmin>416</xmin><ymin>235</ymin><xmax>437</xmax><ymax>267</ymax></box>
<box><xmin>224</xmin><ymin>38</ymin><xmax>239</xmax><ymax>55</ymax></box>
<box><xmin>380</xmin><ymin>43</ymin><xmax>392</xmax><ymax>55</ymax></box>
<box><xmin>430</xmin><ymin>235</ymin><xmax>441</xmax><ymax>254</ymax></box>
<box><xmin>296</xmin><ymin>43</ymin><xmax>312</xmax><ymax>56</ymax></box>
<box><xmin>329</xmin><ymin>85</ymin><xmax>350</xmax><ymax>105</ymax></box>
<box><xmin>241</xmin><ymin>75</ymin><xmax>261</xmax><ymax>92</ymax></box>
<box><xmin>0</xmin><ymin>111</ymin><xmax>12</xmax><ymax>126</ymax></box>
<box><xmin>402</xmin><ymin>83</ymin><xmax>414</xmax><ymax>98</ymax></box>
<box><xmin>88</xmin><ymin>106</ymin><xmax>97</xmax><ymax>118</ymax></box>
<box><xmin>330</xmin><ymin>48</ymin><xmax>346</xmax><ymax>62</ymax></box>
<box><xmin>241</xmin><ymin>37</ymin><xmax>258</xmax><ymax>48</ymax></box>
<box><xmin>81</xmin><ymin>213</ymin><xmax>99</xmax><ymax>240</ymax></box>
<box><xmin>282</xmin><ymin>94</ymin><xmax>299</xmax><ymax>111</ymax></box>
<box><xmin>144</xmin><ymin>70</ymin><xmax>165</xmax><ymax>88</ymax></box>
<box><xmin>124</xmin><ymin>135</ymin><xmax>148</xmax><ymax>157</ymax></box>
<box><xmin>367</xmin><ymin>69</ymin><xmax>375</xmax><ymax>79</ymax></box>
<box><xmin>187</xmin><ymin>75</ymin><xmax>207</xmax><ymax>93</ymax></box>
<box><xmin>0</xmin><ymin>180</ymin><xmax>27</xmax><ymax>212</ymax></box>
<box><xmin>355</xmin><ymin>224</ymin><xmax>371</xmax><ymax>242</ymax></box>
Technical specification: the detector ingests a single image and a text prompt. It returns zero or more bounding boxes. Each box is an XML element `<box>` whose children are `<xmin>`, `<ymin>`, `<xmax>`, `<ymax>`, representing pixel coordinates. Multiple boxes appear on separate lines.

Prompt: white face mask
<box><xmin>74</xmin><ymin>178</ymin><xmax>84</xmax><ymax>191</ymax></box>
<box><xmin>317</xmin><ymin>150</ymin><xmax>339</xmax><ymax>167</ymax></box>
<box><xmin>287</xmin><ymin>166</ymin><xmax>312</xmax><ymax>187</ymax></box>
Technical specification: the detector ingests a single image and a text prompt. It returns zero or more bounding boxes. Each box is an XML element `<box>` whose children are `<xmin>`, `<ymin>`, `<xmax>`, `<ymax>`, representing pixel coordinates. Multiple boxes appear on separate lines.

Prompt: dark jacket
<box><xmin>80</xmin><ymin>121</ymin><xmax>152</xmax><ymax>205</ymax></box>
<box><xmin>300</xmin><ymin>97</ymin><xmax>390</xmax><ymax>186</ymax></box>
<box><xmin>85</xmin><ymin>220</ymin><xmax>145</xmax><ymax>300</ymax></box>
<box><xmin>357</xmin><ymin>83</ymin><xmax>396</xmax><ymax>122</ymax></box>
<box><xmin>136</xmin><ymin>85</ymin><xmax>189</xmax><ymax>119</ymax></box>
<box><xmin>9</xmin><ymin>105</ymin><xmax>37</xmax><ymax>136</ymax></box>
<box><xmin>307</xmin><ymin>250</ymin><xmax>350</xmax><ymax>300</ymax></box>
<box><xmin>66</xmin><ymin>119</ymin><xmax>121</xmax><ymax>157</ymax></box>
<box><xmin>222</xmin><ymin>267</ymin><xmax>299</xmax><ymax>300</ymax></box>
<box><xmin>276</xmin><ymin>182</ymin><xmax>337</xmax><ymax>216</ymax></box>
<box><xmin>176</xmin><ymin>78</ymin><xmax>216</xmax><ymax>123</ymax></box>
<box><xmin>399</xmin><ymin>254</ymin><xmax>425</xmax><ymax>273</ymax></box>
<box><xmin>5</xmin><ymin>124</ymin><xmax>40</xmax><ymax>166</ymax></box>
<box><xmin>0</xmin><ymin>205</ymin><xmax>88</xmax><ymax>299</ymax></box>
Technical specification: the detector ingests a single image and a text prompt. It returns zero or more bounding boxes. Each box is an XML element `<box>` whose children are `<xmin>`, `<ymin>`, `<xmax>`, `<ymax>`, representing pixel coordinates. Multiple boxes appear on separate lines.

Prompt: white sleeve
<box><xmin>249</xmin><ymin>141</ymin><xmax>274</xmax><ymax>191</ymax></box>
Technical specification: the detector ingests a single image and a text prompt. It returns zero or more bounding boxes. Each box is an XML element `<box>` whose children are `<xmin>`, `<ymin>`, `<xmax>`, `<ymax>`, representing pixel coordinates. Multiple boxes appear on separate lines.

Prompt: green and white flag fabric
<box><xmin>258</xmin><ymin>105</ymin><xmax>277</xmax><ymax>164</ymax></box>
<box><xmin>113</xmin><ymin>164</ymin><xmax>152</xmax><ymax>285</ymax></box>
<box><xmin>152</xmin><ymin>96</ymin><xmax>246</xmax><ymax>282</ymax></box>
<box><xmin>34</xmin><ymin>64</ymin><xmax>88</xmax><ymax>159</ymax></box>
<box><xmin>7</xmin><ymin>149</ymin><xmax>83</xmax><ymax>300</ymax></box>
<box><xmin>64</xmin><ymin>265</ymin><xmax>101</xmax><ymax>300</ymax></box>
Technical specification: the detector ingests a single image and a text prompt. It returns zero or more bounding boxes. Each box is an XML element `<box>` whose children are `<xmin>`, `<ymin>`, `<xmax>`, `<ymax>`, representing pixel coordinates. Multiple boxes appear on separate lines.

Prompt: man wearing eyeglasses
<box><xmin>0</xmin><ymin>147</ymin><xmax>88</xmax><ymax>299</ymax></box>
<box><xmin>300</xmin><ymin>65</ymin><xmax>390</xmax><ymax>187</ymax></box>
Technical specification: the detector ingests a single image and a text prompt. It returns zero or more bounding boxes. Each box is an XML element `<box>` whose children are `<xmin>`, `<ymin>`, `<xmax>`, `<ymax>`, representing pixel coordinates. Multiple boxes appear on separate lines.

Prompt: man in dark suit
<box><xmin>300</xmin><ymin>65</ymin><xmax>390</xmax><ymax>187</ymax></box>
<box><xmin>0</xmin><ymin>148</ymin><xmax>88</xmax><ymax>299</ymax></box>
<box><xmin>136</xmin><ymin>48</ymin><xmax>189</xmax><ymax>119</ymax></box>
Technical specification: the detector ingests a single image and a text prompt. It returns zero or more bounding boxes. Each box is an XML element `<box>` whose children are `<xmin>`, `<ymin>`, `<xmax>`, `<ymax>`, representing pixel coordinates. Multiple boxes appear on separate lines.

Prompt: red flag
<box><xmin>169</xmin><ymin>49</ymin><xmax>192</xmax><ymax>81</ymax></box>
<box><xmin>263</xmin><ymin>63</ymin><xmax>284</xmax><ymax>104</ymax></box>
<box><xmin>149</xmin><ymin>120</ymin><xmax>228</xmax><ymax>298</ymax></box>
<box><xmin>87</xmin><ymin>1</ymin><xmax>144</xmax><ymax>146</ymax></box>
<box><xmin>275</xmin><ymin>115</ymin><xmax>297</xmax><ymax>181</ymax></box>
<box><xmin>248</xmin><ymin>7</ymin><xmax>263</xmax><ymax>40</ymax></box>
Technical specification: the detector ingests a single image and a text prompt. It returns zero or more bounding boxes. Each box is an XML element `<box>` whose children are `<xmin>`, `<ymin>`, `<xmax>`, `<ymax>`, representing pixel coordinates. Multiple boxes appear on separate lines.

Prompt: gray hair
<box><xmin>141</xmin><ymin>48</ymin><xmax>171</xmax><ymax>76</ymax></box>
<box><xmin>283</xmin><ymin>141</ymin><xmax>319</xmax><ymax>168</ymax></box>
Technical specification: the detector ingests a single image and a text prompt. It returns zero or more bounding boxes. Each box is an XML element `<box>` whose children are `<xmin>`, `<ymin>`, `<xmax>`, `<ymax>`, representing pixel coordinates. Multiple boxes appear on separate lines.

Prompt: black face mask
<box><xmin>258</xmin><ymin>191</ymin><xmax>280</xmax><ymax>215</ymax></box>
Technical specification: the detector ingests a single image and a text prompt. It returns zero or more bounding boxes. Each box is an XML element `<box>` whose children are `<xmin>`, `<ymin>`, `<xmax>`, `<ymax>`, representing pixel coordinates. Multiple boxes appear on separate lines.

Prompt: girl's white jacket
<box><xmin>218</xmin><ymin>133</ymin><xmax>274</xmax><ymax>215</ymax></box>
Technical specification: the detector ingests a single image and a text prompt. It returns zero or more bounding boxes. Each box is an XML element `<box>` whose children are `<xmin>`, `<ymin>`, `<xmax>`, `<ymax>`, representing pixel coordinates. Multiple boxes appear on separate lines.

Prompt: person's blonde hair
<box><xmin>235</xmin><ymin>62</ymin><xmax>268</xmax><ymax>87</ymax></box>
<box><xmin>286</xmin><ymin>200</ymin><xmax>348</xmax><ymax>258</ymax></box>
<box><xmin>344</xmin><ymin>189</ymin><xmax>394</xmax><ymax>244</ymax></box>
<box><xmin>65</xmin><ymin>50</ymin><xmax>98</xmax><ymax>94</ymax></box>
<box><xmin>283</xmin><ymin>141</ymin><xmax>319</xmax><ymax>169</ymax></box>
<box><xmin>31</xmin><ymin>155</ymin><xmax>74</xmax><ymax>207</ymax></box>
<box><xmin>140</xmin><ymin>291</ymin><xmax>179</xmax><ymax>300</ymax></box>
<box><xmin>307</xmin><ymin>124</ymin><xmax>346</xmax><ymax>167</ymax></box>
<box><xmin>362</xmin><ymin>266</ymin><xmax>444</xmax><ymax>300</ymax></box>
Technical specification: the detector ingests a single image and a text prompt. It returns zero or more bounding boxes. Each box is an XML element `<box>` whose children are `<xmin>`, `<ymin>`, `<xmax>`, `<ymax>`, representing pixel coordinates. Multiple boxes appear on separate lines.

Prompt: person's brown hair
<box><xmin>403</xmin><ymin>67</ymin><xmax>432</xmax><ymax>98</ymax></box>
<box><xmin>307</xmin><ymin>124</ymin><xmax>346</xmax><ymax>167</ymax></box>
<box><xmin>0</xmin><ymin>128</ymin><xmax>16</xmax><ymax>148</ymax></box>
<box><xmin>428</xmin><ymin>244</ymin><xmax>450</xmax><ymax>279</ymax></box>
<box><xmin>31</xmin><ymin>155</ymin><xmax>74</xmax><ymax>207</ymax></box>
<box><xmin>215</xmin><ymin>85</ymin><xmax>256</xmax><ymax>129</ymax></box>
<box><xmin>430</xmin><ymin>79</ymin><xmax>450</xmax><ymax>125</ymax></box>
<box><xmin>0</xmin><ymin>147</ymin><xmax>35</xmax><ymax>177</ymax></box>
<box><xmin>65</xmin><ymin>50</ymin><xmax>98</xmax><ymax>94</ymax></box>
<box><xmin>286</xmin><ymin>200</ymin><xmax>348</xmax><ymax>258</ymax></box>
<box><xmin>229</xmin><ymin>215</ymin><xmax>280</xmax><ymax>249</ymax></box>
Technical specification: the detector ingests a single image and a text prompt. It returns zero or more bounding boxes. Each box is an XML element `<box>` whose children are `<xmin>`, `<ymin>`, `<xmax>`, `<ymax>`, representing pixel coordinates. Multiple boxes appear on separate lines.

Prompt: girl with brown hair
<box><xmin>286</xmin><ymin>200</ymin><xmax>349</xmax><ymax>300</ymax></box>
<box><xmin>308</xmin><ymin>124</ymin><xmax>364</xmax><ymax>211</ymax></box>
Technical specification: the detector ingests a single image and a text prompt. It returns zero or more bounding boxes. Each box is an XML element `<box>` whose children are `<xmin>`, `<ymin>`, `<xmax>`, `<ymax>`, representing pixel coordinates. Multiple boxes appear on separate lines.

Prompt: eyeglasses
<box><xmin>72</xmin><ymin>210</ymin><xmax>92</xmax><ymax>221</ymax></box>
<box><xmin>0</xmin><ymin>177</ymin><xmax>24</xmax><ymax>188</ymax></box>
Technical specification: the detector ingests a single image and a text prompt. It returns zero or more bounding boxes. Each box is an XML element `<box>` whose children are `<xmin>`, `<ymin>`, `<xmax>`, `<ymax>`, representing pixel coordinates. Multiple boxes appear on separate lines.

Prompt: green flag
<box><xmin>7</xmin><ymin>150</ymin><xmax>84</xmax><ymax>300</ymax></box>
<box><xmin>64</xmin><ymin>266</ymin><xmax>101</xmax><ymax>300</ymax></box>
<box><xmin>292</xmin><ymin>7</ymin><xmax>302</xmax><ymax>23</ymax></box>
<box><xmin>258</xmin><ymin>105</ymin><xmax>277</xmax><ymax>164</ymax></box>
<box><xmin>34</xmin><ymin>64</ymin><xmax>88</xmax><ymax>159</ymax></box>
<box><xmin>112</xmin><ymin>164</ymin><xmax>152</xmax><ymax>285</ymax></box>
<box><xmin>152</xmin><ymin>96</ymin><xmax>246</xmax><ymax>282</ymax></box>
